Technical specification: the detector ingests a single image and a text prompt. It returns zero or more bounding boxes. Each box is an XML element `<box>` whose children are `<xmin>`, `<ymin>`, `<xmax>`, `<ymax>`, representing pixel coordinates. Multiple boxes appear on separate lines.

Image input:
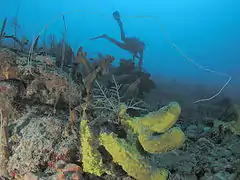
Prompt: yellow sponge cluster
<box><xmin>80</xmin><ymin>102</ymin><xmax>185</xmax><ymax>180</ymax></box>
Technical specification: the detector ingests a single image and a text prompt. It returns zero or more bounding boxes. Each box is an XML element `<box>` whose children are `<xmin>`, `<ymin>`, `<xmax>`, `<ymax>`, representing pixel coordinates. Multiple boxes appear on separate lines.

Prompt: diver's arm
<box><xmin>90</xmin><ymin>34</ymin><xmax>128</xmax><ymax>51</ymax></box>
<box><xmin>104</xmin><ymin>35</ymin><xmax>126</xmax><ymax>50</ymax></box>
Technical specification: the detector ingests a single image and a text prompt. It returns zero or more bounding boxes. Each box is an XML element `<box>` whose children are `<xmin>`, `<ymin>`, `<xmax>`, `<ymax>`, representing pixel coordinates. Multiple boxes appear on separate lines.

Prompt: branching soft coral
<box><xmin>90</xmin><ymin>75</ymin><xmax>148</xmax><ymax>126</ymax></box>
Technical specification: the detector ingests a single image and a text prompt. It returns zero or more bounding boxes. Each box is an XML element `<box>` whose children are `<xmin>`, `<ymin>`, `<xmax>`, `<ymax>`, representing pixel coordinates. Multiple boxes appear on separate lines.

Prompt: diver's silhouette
<box><xmin>90</xmin><ymin>11</ymin><xmax>145</xmax><ymax>67</ymax></box>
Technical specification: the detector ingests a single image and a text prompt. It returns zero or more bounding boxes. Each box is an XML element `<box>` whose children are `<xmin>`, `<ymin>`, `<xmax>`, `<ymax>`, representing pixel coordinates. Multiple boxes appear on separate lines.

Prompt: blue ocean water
<box><xmin>1</xmin><ymin>0</ymin><xmax>239</xmax><ymax>100</ymax></box>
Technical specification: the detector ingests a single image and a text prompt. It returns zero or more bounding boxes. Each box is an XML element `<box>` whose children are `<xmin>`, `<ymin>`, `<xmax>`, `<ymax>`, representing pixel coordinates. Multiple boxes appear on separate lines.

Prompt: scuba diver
<box><xmin>90</xmin><ymin>11</ymin><xmax>145</xmax><ymax>68</ymax></box>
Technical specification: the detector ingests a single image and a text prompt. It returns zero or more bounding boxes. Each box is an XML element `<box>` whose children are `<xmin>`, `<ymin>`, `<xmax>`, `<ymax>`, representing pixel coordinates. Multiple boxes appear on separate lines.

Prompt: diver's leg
<box><xmin>118</xmin><ymin>21</ymin><xmax>126</xmax><ymax>42</ymax></box>
<box><xmin>113</xmin><ymin>11</ymin><xmax>126</xmax><ymax>42</ymax></box>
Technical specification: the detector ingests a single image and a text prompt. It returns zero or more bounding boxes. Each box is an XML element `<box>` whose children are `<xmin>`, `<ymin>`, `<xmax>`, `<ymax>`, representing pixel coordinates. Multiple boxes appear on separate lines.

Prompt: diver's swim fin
<box><xmin>89</xmin><ymin>34</ymin><xmax>107</xmax><ymax>40</ymax></box>
<box><xmin>113</xmin><ymin>11</ymin><xmax>121</xmax><ymax>21</ymax></box>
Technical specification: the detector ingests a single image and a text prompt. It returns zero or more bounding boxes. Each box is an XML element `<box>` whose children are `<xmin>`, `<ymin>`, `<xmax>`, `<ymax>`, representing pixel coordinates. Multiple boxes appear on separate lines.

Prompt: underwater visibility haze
<box><xmin>0</xmin><ymin>0</ymin><xmax>240</xmax><ymax>179</ymax></box>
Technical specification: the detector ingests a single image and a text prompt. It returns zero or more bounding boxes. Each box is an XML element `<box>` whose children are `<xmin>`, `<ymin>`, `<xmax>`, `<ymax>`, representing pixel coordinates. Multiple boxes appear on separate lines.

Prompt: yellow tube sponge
<box><xmin>123</xmin><ymin>102</ymin><xmax>181</xmax><ymax>134</ymax></box>
<box><xmin>99</xmin><ymin>132</ymin><xmax>169</xmax><ymax>180</ymax></box>
<box><xmin>139</xmin><ymin>127</ymin><xmax>185</xmax><ymax>153</ymax></box>
<box><xmin>80</xmin><ymin>119</ymin><xmax>105</xmax><ymax>176</ymax></box>
<box><xmin>121</xmin><ymin>102</ymin><xmax>185</xmax><ymax>153</ymax></box>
